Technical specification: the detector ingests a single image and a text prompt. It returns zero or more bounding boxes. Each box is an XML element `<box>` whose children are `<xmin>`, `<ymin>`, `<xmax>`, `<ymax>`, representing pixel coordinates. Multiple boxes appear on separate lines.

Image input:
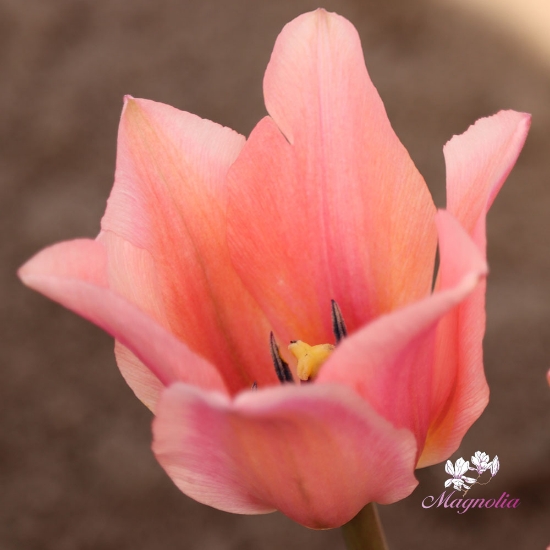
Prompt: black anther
<box><xmin>331</xmin><ymin>299</ymin><xmax>348</xmax><ymax>344</ymax></box>
<box><xmin>269</xmin><ymin>332</ymin><xmax>295</xmax><ymax>383</ymax></box>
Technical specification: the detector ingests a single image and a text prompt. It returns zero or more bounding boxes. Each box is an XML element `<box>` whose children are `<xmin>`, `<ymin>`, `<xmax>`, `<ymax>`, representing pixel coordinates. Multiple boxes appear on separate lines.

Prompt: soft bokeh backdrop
<box><xmin>2</xmin><ymin>0</ymin><xmax>549</xmax><ymax>548</ymax></box>
<box><xmin>442</xmin><ymin>0</ymin><xmax>550</xmax><ymax>67</ymax></box>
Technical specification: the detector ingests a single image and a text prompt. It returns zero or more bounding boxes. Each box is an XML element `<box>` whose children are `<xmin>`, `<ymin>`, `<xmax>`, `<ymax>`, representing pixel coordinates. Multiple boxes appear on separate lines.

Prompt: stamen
<box><xmin>269</xmin><ymin>332</ymin><xmax>295</xmax><ymax>384</ymax></box>
<box><xmin>251</xmin><ymin>381</ymin><xmax>258</xmax><ymax>390</ymax></box>
<box><xmin>331</xmin><ymin>299</ymin><xmax>348</xmax><ymax>344</ymax></box>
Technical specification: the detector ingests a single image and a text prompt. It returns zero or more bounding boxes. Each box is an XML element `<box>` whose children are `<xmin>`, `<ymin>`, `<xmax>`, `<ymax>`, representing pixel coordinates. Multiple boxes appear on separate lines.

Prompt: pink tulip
<box><xmin>19</xmin><ymin>10</ymin><xmax>530</xmax><ymax>529</ymax></box>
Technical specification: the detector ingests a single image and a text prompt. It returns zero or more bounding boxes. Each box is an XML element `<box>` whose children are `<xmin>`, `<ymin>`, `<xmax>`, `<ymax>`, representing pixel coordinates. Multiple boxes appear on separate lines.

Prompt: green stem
<box><xmin>341</xmin><ymin>503</ymin><xmax>389</xmax><ymax>550</ymax></box>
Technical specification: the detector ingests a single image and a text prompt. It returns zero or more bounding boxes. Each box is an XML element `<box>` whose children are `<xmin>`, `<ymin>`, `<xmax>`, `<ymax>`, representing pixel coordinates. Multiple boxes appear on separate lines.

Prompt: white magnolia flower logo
<box><xmin>445</xmin><ymin>458</ymin><xmax>477</xmax><ymax>491</ymax></box>
<box><xmin>470</xmin><ymin>451</ymin><xmax>491</xmax><ymax>474</ymax></box>
<box><xmin>444</xmin><ymin>451</ymin><xmax>499</xmax><ymax>494</ymax></box>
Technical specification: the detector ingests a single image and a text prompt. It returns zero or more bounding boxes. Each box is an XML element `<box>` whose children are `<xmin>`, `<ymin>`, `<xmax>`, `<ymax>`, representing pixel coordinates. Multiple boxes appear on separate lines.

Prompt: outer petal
<box><xmin>227</xmin><ymin>9</ymin><xmax>436</xmax><ymax>348</ymax></box>
<box><xmin>445</xmin><ymin>110</ymin><xmax>531</xmax><ymax>244</ymax></box>
<box><xmin>18</xmin><ymin>239</ymin><xmax>228</xmax><ymax>409</ymax></box>
<box><xmin>153</xmin><ymin>383</ymin><xmax>418</xmax><ymax>529</ymax></box>
<box><xmin>114</xmin><ymin>341</ymin><xmax>164</xmax><ymax>411</ymax></box>
<box><xmin>420</xmin><ymin>111</ymin><xmax>530</xmax><ymax>466</ymax></box>
<box><xmin>102</xmin><ymin>97</ymin><xmax>274</xmax><ymax>393</ymax></box>
<box><xmin>317</xmin><ymin>211</ymin><xmax>487</xmax><ymax>458</ymax></box>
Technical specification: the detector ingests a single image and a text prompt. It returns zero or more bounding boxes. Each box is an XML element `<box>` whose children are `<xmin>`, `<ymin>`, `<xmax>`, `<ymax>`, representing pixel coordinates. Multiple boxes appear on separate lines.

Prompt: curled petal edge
<box><xmin>317</xmin><ymin>210</ymin><xmax>487</xmax><ymax>461</ymax></box>
<box><xmin>18</xmin><ymin>239</ymin><xmax>228</xmax><ymax>407</ymax></box>
<box><xmin>153</xmin><ymin>383</ymin><xmax>418</xmax><ymax>529</ymax></box>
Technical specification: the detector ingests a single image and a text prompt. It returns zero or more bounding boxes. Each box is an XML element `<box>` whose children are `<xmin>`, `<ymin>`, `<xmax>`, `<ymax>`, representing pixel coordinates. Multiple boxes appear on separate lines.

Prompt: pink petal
<box><xmin>101</xmin><ymin>97</ymin><xmax>275</xmax><ymax>393</ymax></box>
<box><xmin>445</xmin><ymin>110</ymin><xmax>531</xmax><ymax>249</ymax></box>
<box><xmin>95</xmin><ymin>230</ymin><xmax>175</xmax><ymax>407</ymax></box>
<box><xmin>114</xmin><ymin>342</ymin><xmax>164</xmax><ymax>411</ymax></box>
<box><xmin>153</xmin><ymin>383</ymin><xmax>418</xmax><ymax>529</ymax></box>
<box><xmin>419</xmin><ymin>111</ymin><xmax>530</xmax><ymax>466</ymax></box>
<box><xmin>317</xmin><ymin>211</ymin><xmax>487</xmax><ymax>458</ymax></box>
<box><xmin>226</xmin><ymin>9</ymin><xmax>436</xmax><ymax>348</ymax></box>
<box><xmin>19</xmin><ymin>240</ymin><xmax>228</xmax><ymax>409</ymax></box>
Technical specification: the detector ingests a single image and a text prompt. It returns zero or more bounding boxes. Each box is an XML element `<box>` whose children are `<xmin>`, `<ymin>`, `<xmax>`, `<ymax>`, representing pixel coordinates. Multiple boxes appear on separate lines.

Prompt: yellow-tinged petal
<box><xmin>226</xmin><ymin>10</ymin><xmax>437</xmax><ymax>349</ymax></box>
<box><xmin>101</xmin><ymin>97</ymin><xmax>276</xmax><ymax>395</ymax></box>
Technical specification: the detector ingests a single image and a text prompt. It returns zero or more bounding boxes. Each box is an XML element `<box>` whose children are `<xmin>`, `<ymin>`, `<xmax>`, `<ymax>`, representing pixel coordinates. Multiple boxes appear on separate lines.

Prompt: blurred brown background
<box><xmin>2</xmin><ymin>0</ymin><xmax>550</xmax><ymax>549</ymax></box>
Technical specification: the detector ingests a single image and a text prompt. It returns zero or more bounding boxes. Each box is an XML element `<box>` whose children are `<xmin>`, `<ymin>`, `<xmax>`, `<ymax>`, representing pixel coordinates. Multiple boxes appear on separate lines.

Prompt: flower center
<box><xmin>288</xmin><ymin>340</ymin><xmax>334</xmax><ymax>381</ymax></box>
<box><xmin>263</xmin><ymin>300</ymin><xmax>348</xmax><ymax>387</ymax></box>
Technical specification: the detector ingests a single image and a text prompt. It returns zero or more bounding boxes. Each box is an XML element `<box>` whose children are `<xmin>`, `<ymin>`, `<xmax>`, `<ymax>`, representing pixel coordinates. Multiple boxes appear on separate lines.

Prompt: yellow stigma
<box><xmin>288</xmin><ymin>340</ymin><xmax>335</xmax><ymax>381</ymax></box>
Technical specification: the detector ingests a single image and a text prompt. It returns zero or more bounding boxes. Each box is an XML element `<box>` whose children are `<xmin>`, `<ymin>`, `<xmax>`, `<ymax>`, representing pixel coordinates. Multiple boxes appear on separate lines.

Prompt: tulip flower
<box><xmin>19</xmin><ymin>9</ymin><xmax>530</xmax><ymax>531</ymax></box>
